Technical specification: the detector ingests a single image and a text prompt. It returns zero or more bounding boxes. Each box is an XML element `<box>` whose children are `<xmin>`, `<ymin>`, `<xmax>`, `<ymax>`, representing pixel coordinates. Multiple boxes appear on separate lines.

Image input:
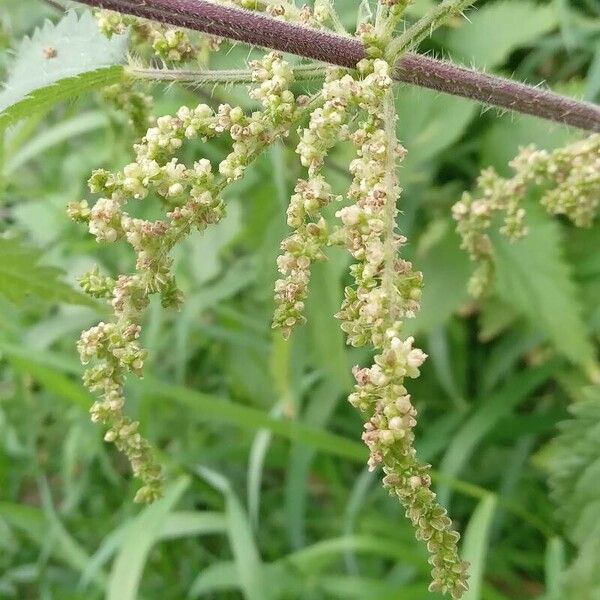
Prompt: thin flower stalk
<box><xmin>128</xmin><ymin>64</ymin><xmax>328</xmax><ymax>85</ymax></box>
<box><xmin>387</xmin><ymin>0</ymin><xmax>477</xmax><ymax>61</ymax></box>
<box><xmin>334</xmin><ymin>57</ymin><xmax>469</xmax><ymax>597</ymax></box>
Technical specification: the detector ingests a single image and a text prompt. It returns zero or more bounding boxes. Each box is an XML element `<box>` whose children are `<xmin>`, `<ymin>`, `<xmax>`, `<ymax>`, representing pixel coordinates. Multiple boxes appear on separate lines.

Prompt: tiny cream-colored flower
<box><xmin>454</xmin><ymin>135</ymin><xmax>600</xmax><ymax>296</ymax></box>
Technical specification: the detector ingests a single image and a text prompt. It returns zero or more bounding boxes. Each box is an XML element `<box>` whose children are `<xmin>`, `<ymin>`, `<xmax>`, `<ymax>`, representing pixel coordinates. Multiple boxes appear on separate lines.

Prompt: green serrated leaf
<box><xmin>0</xmin><ymin>10</ymin><xmax>127</xmax><ymax>127</ymax></box>
<box><xmin>445</xmin><ymin>0</ymin><xmax>558</xmax><ymax>68</ymax></box>
<box><xmin>548</xmin><ymin>389</ymin><xmax>600</xmax><ymax>598</ymax></box>
<box><xmin>490</xmin><ymin>208</ymin><xmax>595</xmax><ymax>370</ymax></box>
<box><xmin>0</xmin><ymin>237</ymin><xmax>94</xmax><ymax>307</ymax></box>
<box><xmin>396</xmin><ymin>86</ymin><xmax>477</xmax><ymax>175</ymax></box>
<box><xmin>406</xmin><ymin>220</ymin><xmax>472</xmax><ymax>336</ymax></box>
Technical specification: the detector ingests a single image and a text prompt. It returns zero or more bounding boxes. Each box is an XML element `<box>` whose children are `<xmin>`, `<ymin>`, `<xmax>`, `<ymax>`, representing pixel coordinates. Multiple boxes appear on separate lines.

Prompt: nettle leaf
<box><xmin>0</xmin><ymin>10</ymin><xmax>127</xmax><ymax>128</ymax></box>
<box><xmin>0</xmin><ymin>238</ymin><xmax>94</xmax><ymax>307</ymax></box>
<box><xmin>406</xmin><ymin>220</ymin><xmax>471</xmax><ymax>336</ymax></box>
<box><xmin>490</xmin><ymin>208</ymin><xmax>595</xmax><ymax>369</ymax></box>
<box><xmin>445</xmin><ymin>0</ymin><xmax>558</xmax><ymax>68</ymax></box>
<box><xmin>548</xmin><ymin>389</ymin><xmax>600</xmax><ymax>598</ymax></box>
<box><xmin>396</xmin><ymin>87</ymin><xmax>476</xmax><ymax>176</ymax></box>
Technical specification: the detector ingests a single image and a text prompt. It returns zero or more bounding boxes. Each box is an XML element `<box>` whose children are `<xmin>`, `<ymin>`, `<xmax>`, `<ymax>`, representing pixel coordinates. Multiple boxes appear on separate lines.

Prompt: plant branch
<box><xmin>382</xmin><ymin>89</ymin><xmax>400</xmax><ymax>325</ymax></box>
<box><xmin>75</xmin><ymin>0</ymin><xmax>600</xmax><ymax>132</ymax></box>
<box><xmin>387</xmin><ymin>0</ymin><xmax>477</xmax><ymax>61</ymax></box>
<box><xmin>128</xmin><ymin>63</ymin><xmax>327</xmax><ymax>84</ymax></box>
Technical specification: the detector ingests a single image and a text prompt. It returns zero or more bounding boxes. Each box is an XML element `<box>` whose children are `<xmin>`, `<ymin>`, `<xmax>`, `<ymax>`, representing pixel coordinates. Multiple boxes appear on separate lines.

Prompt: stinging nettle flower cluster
<box><xmin>75</xmin><ymin>1</ymin><xmax>471</xmax><ymax>595</ymax></box>
<box><xmin>70</xmin><ymin>0</ymin><xmax>599</xmax><ymax>595</ymax></box>
<box><xmin>453</xmin><ymin>134</ymin><xmax>600</xmax><ymax>297</ymax></box>
<box><xmin>71</xmin><ymin>46</ymin><xmax>307</xmax><ymax>503</ymax></box>
<box><xmin>96</xmin><ymin>9</ymin><xmax>221</xmax><ymax>64</ymax></box>
<box><xmin>275</xmin><ymin>45</ymin><xmax>468</xmax><ymax>595</ymax></box>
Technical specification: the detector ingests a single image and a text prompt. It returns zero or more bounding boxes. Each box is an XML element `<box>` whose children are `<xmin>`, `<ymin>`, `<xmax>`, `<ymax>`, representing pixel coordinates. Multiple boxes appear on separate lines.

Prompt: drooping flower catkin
<box><xmin>453</xmin><ymin>134</ymin><xmax>600</xmax><ymax>296</ymax></box>
<box><xmin>72</xmin><ymin>51</ymin><xmax>305</xmax><ymax>502</ymax></box>
<box><xmin>272</xmin><ymin>50</ymin><xmax>468</xmax><ymax>597</ymax></box>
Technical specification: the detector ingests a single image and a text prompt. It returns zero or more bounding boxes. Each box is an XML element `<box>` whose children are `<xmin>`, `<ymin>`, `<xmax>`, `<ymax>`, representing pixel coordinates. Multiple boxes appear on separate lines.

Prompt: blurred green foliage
<box><xmin>0</xmin><ymin>0</ymin><xmax>599</xmax><ymax>598</ymax></box>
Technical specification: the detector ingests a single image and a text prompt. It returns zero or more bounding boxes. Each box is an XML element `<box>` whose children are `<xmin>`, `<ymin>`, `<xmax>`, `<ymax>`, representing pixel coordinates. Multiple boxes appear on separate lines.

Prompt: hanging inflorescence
<box><xmin>270</xmin><ymin>52</ymin><xmax>468</xmax><ymax>600</ymax></box>
<box><xmin>271</xmin><ymin>5</ymin><xmax>468</xmax><ymax>594</ymax></box>
<box><xmin>453</xmin><ymin>134</ymin><xmax>600</xmax><ymax>297</ymax></box>
<box><xmin>71</xmin><ymin>48</ymin><xmax>307</xmax><ymax>502</ymax></box>
<box><xmin>73</xmin><ymin>1</ymin><xmax>474</xmax><ymax>595</ymax></box>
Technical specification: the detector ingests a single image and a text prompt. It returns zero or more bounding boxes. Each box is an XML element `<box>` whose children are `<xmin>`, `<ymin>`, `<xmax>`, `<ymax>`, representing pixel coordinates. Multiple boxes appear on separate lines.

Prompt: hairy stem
<box><xmin>382</xmin><ymin>89</ymin><xmax>399</xmax><ymax>323</ymax></box>
<box><xmin>77</xmin><ymin>0</ymin><xmax>600</xmax><ymax>132</ymax></box>
<box><xmin>395</xmin><ymin>54</ymin><xmax>600</xmax><ymax>132</ymax></box>
<box><xmin>128</xmin><ymin>64</ymin><xmax>327</xmax><ymax>84</ymax></box>
<box><xmin>374</xmin><ymin>3</ymin><xmax>389</xmax><ymax>36</ymax></box>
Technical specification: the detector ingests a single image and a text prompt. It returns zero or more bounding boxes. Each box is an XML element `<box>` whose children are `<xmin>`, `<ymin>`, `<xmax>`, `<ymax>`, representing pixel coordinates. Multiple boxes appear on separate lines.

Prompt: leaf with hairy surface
<box><xmin>548</xmin><ymin>388</ymin><xmax>600</xmax><ymax>598</ymax></box>
<box><xmin>490</xmin><ymin>208</ymin><xmax>595</xmax><ymax>371</ymax></box>
<box><xmin>0</xmin><ymin>238</ymin><xmax>95</xmax><ymax>307</ymax></box>
<box><xmin>0</xmin><ymin>11</ymin><xmax>127</xmax><ymax>128</ymax></box>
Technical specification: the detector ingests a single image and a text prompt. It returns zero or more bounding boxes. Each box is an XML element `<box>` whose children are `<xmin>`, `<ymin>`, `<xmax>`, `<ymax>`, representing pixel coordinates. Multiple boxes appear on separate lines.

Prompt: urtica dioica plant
<box><xmin>16</xmin><ymin>0</ymin><xmax>594</xmax><ymax>597</ymax></box>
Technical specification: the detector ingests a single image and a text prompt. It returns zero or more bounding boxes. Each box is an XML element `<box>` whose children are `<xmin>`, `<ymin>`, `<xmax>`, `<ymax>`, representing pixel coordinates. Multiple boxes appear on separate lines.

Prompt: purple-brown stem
<box><xmin>77</xmin><ymin>0</ymin><xmax>600</xmax><ymax>132</ymax></box>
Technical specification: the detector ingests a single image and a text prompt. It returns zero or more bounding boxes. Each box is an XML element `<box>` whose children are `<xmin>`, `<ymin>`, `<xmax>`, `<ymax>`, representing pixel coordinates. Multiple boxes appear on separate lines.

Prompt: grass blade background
<box><xmin>461</xmin><ymin>495</ymin><xmax>497</xmax><ymax>600</ymax></box>
<box><xmin>107</xmin><ymin>477</ymin><xmax>190</xmax><ymax>600</ymax></box>
<box><xmin>196</xmin><ymin>467</ymin><xmax>270</xmax><ymax>600</ymax></box>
